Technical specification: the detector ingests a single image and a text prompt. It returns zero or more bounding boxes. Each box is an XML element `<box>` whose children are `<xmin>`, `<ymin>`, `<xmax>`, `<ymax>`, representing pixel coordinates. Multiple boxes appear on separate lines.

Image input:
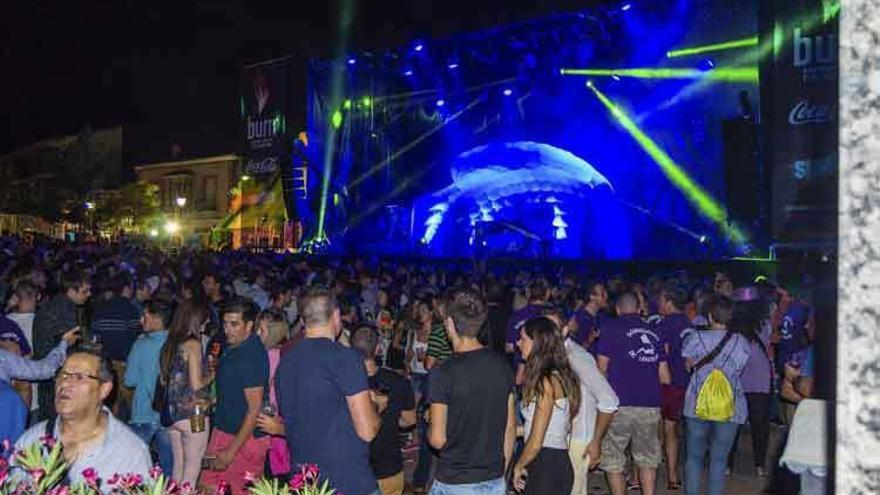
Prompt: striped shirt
<box><xmin>427</xmin><ymin>322</ymin><xmax>453</xmax><ymax>362</ymax></box>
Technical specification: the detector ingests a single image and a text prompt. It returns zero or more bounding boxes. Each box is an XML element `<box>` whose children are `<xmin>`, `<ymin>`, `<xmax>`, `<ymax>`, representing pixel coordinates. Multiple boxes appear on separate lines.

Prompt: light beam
<box><xmin>560</xmin><ymin>67</ymin><xmax>758</xmax><ymax>83</ymax></box>
<box><xmin>585</xmin><ymin>82</ymin><xmax>747</xmax><ymax>245</ymax></box>
<box><xmin>665</xmin><ymin>37</ymin><xmax>759</xmax><ymax>58</ymax></box>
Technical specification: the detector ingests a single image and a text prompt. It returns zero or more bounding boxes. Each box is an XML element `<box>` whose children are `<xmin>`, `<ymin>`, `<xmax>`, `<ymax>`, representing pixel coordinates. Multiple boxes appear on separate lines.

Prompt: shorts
<box><xmin>660</xmin><ymin>386</ymin><xmax>686</xmax><ymax>422</ymax></box>
<box><xmin>200</xmin><ymin>430</ymin><xmax>270</xmax><ymax>495</ymax></box>
<box><xmin>600</xmin><ymin>406</ymin><xmax>661</xmax><ymax>472</ymax></box>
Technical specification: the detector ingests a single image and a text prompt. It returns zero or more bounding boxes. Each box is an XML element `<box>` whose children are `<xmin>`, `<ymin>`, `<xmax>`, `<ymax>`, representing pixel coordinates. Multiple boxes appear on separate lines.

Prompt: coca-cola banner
<box><xmin>760</xmin><ymin>0</ymin><xmax>838</xmax><ymax>243</ymax></box>
<box><xmin>241</xmin><ymin>62</ymin><xmax>288</xmax><ymax>179</ymax></box>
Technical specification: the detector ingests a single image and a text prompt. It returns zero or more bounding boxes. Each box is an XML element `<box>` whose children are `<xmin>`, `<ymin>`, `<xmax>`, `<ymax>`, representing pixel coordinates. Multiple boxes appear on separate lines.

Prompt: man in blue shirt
<box><xmin>201</xmin><ymin>298</ymin><xmax>269</xmax><ymax>495</ymax></box>
<box><xmin>0</xmin><ymin>380</ymin><xmax>26</xmax><ymax>448</ymax></box>
<box><xmin>124</xmin><ymin>301</ymin><xmax>173</xmax><ymax>476</ymax></box>
<box><xmin>91</xmin><ymin>272</ymin><xmax>141</xmax><ymax>420</ymax></box>
<box><xmin>277</xmin><ymin>286</ymin><xmax>384</xmax><ymax>495</ymax></box>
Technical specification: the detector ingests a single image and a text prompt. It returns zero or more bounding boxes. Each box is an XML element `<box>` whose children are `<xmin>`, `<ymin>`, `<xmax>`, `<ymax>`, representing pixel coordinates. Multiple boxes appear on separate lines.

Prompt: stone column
<box><xmin>837</xmin><ymin>1</ymin><xmax>880</xmax><ymax>493</ymax></box>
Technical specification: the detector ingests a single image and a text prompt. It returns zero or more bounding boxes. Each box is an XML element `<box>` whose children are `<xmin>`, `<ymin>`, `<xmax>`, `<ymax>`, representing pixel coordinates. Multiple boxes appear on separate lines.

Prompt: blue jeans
<box><xmin>129</xmin><ymin>422</ymin><xmax>173</xmax><ymax>477</ymax></box>
<box><xmin>685</xmin><ymin>418</ymin><xmax>739</xmax><ymax>495</ymax></box>
<box><xmin>429</xmin><ymin>477</ymin><xmax>506</xmax><ymax>495</ymax></box>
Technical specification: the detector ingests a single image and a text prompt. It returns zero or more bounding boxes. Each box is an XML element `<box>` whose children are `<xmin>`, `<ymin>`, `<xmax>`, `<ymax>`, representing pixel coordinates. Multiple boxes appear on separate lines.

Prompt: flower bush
<box><xmin>0</xmin><ymin>439</ymin><xmax>336</xmax><ymax>495</ymax></box>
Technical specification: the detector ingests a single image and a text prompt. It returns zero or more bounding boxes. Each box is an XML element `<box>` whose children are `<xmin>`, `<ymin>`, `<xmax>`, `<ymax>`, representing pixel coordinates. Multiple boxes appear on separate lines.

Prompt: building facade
<box><xmin>135</xmin><ymin>154</ymin><xmax>239</xmax><ymax>244</ymax></box>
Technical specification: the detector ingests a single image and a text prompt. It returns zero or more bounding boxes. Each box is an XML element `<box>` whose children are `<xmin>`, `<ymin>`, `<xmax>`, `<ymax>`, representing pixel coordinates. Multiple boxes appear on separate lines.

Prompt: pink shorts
<box><xmin>200</xmin><ymin>429</ymin><xmax>270</xmax><ymax>495</ymax></box>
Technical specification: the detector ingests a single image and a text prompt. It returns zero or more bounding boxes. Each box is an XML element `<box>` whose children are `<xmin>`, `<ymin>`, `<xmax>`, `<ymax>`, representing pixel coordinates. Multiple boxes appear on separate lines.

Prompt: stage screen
<box><xmin>305</xmin><ymin>0</ymin><xmax>761</xmax><ymax>260</ymax></box>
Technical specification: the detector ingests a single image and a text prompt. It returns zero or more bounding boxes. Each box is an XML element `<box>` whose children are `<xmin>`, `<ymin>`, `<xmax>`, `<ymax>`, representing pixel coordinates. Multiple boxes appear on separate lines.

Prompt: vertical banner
<box><xmin>242</xmin><ymin>62</ymin><xmax>288</xmax><ymax>180</ymax></box>
<box><xmin>761</xmin><ymin>0</ymin><xmax>839</xmax><ymax>243</ymax></box>
<box><xmin>239</xmin><ymin>61</ymin><xmax>290</xmax><ymax>247</ymax></box>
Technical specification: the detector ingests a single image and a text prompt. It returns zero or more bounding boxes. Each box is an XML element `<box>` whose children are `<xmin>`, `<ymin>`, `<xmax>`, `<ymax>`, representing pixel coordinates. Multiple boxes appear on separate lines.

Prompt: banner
<box><xmin>760</xmin><ymin>0</ymin><xmax>838</xmax><ymax>243</ymax></box>
<box><xmin>241</xmin><ymin>62</ymin><xmax>288</xmax><ymax>179</ymax></box>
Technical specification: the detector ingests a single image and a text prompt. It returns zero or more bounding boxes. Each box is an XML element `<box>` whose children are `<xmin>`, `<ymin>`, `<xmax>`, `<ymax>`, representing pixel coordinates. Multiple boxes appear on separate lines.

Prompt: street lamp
<box><xmin>175</xmin><ymin>196</ymin><xmax>187</xmax><ymax>208</ymax></box>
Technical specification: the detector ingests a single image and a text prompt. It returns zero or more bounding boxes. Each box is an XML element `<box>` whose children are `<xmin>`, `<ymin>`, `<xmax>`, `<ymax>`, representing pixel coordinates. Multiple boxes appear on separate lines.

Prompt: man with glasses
<box><xmin>14</xmin><ymin>346</ymin><xmax>152</xmax><ymax>485</ymax></box>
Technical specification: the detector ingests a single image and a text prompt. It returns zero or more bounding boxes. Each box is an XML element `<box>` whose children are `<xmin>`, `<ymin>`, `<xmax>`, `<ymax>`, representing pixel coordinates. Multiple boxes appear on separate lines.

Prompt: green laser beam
<box><xmin>665</xmin><ymin>37</ymin><xmax>759</xmax><ymax>58</ymax></box>
<box><xmin>560</xmin><ymin>67</ymin><xmax>758</xmax><ymax>83</ymax></box>
<box><xmin>586</xmin><ymin>82</ymin><xmax>747</xmax><ymax>245</ymax></box>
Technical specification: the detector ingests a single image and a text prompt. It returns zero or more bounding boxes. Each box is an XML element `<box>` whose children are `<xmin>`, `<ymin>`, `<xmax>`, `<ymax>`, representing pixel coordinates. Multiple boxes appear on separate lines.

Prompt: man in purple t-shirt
<box><xmin>654</xmin><ymin>281</ymin><xmax>693</xmax><ymax>490</ymax></box>
<box><xmin>597</xmin><ymin>293</ymin><xmax>671</xmax><ymax>495</ymax></box>
<box><xmin>573</xmin><ymin>281</ymin><xmax>609</xmax><ymax>354</ymax></box>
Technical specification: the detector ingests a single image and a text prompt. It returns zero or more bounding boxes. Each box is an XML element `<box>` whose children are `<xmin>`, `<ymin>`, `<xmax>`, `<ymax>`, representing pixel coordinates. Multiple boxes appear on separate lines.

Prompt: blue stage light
<box><xmin>414</xmin><ymin>42</ymin><xmax>424</xmax><ymax>52</ymax></box>
<box><xmin>347</xmin><ymin>57</ymin><xmax>356</xmax><ymax>65</ymax></box>
<box><xmin>503</xmin><ymin>88</ymin><xmax>513</xmax><ymax>96</ymax></box>
<box><xmin>447</xmin><ymin>62</ymin><xmax>459</xmax><ymax>70</ymax></box>
<box><xmin>621</xmin><ymin>3</ymin><xmax>632</xmax><ymax>11</ymax></box>
<box><xmin>436</xmin><ymin>99</ymin><xmax>446</xmax><ymax>107</ymax></box>
<box><xmin>403</xmin><ymin>68</ymin><xmax>414</xmax><ymax>76</ymax></box>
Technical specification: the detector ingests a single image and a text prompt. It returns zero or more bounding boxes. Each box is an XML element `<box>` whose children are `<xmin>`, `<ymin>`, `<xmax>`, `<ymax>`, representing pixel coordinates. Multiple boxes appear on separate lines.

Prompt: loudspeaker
<box><xmin>723</xmin><ymin>118</ymin><xmax>761</xmax><ymax>224</ymax></box>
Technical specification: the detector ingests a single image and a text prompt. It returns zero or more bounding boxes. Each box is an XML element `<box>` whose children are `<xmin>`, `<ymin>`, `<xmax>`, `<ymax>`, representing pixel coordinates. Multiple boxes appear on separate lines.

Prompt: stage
<box><xmin>283</xmin><ymin>0</ymin><xmax>814</xmax><ymax>260</ymax></box>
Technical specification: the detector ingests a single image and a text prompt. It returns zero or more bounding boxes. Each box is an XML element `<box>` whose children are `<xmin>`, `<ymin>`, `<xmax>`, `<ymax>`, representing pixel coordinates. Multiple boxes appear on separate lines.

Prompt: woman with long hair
<box><xmin>726</xmin><ymin>286</ymin><xmax>776</xmax><ymax>477</ymax></box>
<box><xmin>253</xmin><ymin>308</ymin><xmax>291</xmax><ymax>479</ymax></box>
<box><xmin>513</xmin><ymin>316</ymin><xmax>581</xmax><ymax>495</ymax></box>
<box><xmin>158</xmin><ymin>299</ymin><xmax>214</xmax><ymax>485</ymax></box>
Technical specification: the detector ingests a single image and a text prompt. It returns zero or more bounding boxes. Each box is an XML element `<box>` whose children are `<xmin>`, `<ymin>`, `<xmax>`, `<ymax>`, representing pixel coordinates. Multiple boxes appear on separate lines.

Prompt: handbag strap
<box><xmin>693</xmin><ymin>331</ymin><xmax>733</xmax><ymax>372</ymax></box>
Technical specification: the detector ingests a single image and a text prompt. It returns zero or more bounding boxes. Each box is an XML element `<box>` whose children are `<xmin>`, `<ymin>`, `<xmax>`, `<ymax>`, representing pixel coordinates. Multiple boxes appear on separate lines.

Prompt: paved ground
<box><xmin>402</xmin><ymin>424</ymin><xmax>782</xmax><ymax>494</ymax></box>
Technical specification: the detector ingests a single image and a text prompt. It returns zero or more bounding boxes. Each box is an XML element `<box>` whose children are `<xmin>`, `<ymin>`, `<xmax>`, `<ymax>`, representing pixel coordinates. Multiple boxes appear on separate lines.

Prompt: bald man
<box><xmin>596</xmin><ymin>292</ymin><xmax>672</xmax><ymax>495</ymax></box>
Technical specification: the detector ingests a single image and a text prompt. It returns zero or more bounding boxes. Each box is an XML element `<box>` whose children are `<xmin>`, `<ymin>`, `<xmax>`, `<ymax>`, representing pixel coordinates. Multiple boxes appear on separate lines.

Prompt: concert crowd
<box><xmin>0</xmin><ymin>238</ymin><xmax>828</xmax><ymax>495</ymax></box>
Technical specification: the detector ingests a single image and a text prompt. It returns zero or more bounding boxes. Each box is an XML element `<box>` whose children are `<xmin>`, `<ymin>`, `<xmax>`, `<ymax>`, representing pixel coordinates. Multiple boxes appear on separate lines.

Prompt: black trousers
<box><xmin>728</xmin><ymin>392</ymin><xmax>772</xmax><ymax>469</ymax></box>
<box><xmin>522</xmin><ymin>447</ymin><xmax>573</xmax><ymax>495</ymax></box>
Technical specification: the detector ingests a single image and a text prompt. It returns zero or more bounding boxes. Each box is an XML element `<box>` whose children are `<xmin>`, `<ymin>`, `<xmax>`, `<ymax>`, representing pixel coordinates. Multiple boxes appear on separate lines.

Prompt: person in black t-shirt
<box><xmin>351</xmin><ymin>325</ymin><xmax>416</xmax><ymax>495</ymax></box>
<box><xmin>427</xmin><ymin>287</ymin><xmax>516</xmax><ymax>495</ymax></box>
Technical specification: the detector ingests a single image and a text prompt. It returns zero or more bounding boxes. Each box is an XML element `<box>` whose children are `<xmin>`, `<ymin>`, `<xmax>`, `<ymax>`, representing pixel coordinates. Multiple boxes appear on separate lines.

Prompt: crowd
<box><xmin>0</xmin><ymin>238</ymin><xmax>827</xmax><ymax>495</ymax></box>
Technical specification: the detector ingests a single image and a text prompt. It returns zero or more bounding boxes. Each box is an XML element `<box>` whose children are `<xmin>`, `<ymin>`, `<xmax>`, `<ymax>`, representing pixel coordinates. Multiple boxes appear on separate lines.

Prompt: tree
<box><xmin>94</xmin><ymin>181</ymin><xmax>160</xmax><ymax>233</ymax></box>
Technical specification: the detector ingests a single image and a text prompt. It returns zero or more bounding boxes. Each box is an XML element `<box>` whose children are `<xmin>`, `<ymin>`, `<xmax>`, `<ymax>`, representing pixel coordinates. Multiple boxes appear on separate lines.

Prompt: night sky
<box><xmin>1</xmin><ymin>0</ymin><xmax>610</xmax><ymax>161</ymax></box>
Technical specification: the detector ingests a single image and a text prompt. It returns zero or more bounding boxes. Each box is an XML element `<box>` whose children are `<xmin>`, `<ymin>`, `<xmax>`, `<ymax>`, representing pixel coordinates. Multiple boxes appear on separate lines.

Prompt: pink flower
<box><xmin>217</xmin><ymin>480</ymin><xmax>229</xmax><ymax>495</ymax></box>
<box><xmin>243</xmin><ymin>471</ymin><xmax>257</xmax><ymax>485</ymax></box>
<box><xmin>149</xmin><ymin>465</ymin><xmax>163</xmax><ymax>480</ymax></box>
<box><xmin>303</xmin><ymin>463</ymin><xmax>319</xmax><ymax>481</ymax></box>
<box><xmin>289</xmin><ymin>473</ymin><xmax>305</xmax><ymax>491</ymax></box>
<box><xmin>81</xmin><ymin>468</ymin><xmax>99</xmax><ymax>488</ymax></box>
<box><xmin>165</xmin><ymin>480</ymin><xmax>180</xmax><ymax>494</ymax></box>
<box><xmin>38</xmin><ymin>434</ymin><xmax>56</xmax><ymax>449</ymax></box>
<box><xmin>46</xmin><ymin>486</ymin><xmax>69</xmax><ymax>495</ymax></box>
<box><xmin>120</xmin><ymin>473</ymin><xmax>144</xmax><ymax>489</ymax></box>
<box><xmin>107</xmin><ymin>474</ymin><xmax>121</xmax><ymax>486</ymax></box>
<box><xmin>31</xmin><ymin>468</ymin><xmax>46</xmax><ymax>483</ymax></box>
<box><xmin>0</xmin><ymin>469</ymin><xmax>8</xmax><ymax>485</ymax></box>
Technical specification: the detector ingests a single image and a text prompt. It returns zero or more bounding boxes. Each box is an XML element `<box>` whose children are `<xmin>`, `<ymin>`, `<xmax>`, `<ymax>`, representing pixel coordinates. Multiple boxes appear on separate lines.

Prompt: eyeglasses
<box><xmin>56</xmin><ymin>371</ymin><xmax>102</xmax><ymax>383</ymax></box>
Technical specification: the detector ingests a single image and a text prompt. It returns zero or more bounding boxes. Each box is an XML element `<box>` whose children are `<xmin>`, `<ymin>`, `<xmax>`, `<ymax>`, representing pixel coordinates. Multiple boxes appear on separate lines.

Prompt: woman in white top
<box><xmin>514</xmin><ymin>316</ymin><xmax>582</xmax><ymax>495</ymax></box>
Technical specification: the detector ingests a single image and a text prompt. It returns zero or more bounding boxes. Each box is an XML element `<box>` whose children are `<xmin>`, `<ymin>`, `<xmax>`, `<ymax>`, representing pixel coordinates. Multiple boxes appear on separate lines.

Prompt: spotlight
<box><xmin>435</xmin><ymin>99</ymin><xmax>446</xmax><ymax>107</ymax></box>
<box><xmin>164</xmin><ymin>221</ymin><xmax>180</xmax><ymax>234</ymax></box>
<box><xmin>586</xmin><ymin>79</ymin><xmax>594</xmax><ymax>88</ymax></box>
<box><xmin>447</xmin><ymin>63</ymin><xmax>459</xmax><ymax>70</ymax></box>
<box><xmin>403</xmin><ymin>68</ymin><xmax>414</xmax><ymax>77</ymax></box>
<box><xmin>84</xmin><ymin>202</ymin><xmax>95</xmax><ymax>210</ymax></box>
<box><xmin>414</xmin><ymin>42</ymin><xmax>424</xmax><ymax>52</ymax></box>
<box><xmin>503</xmin><ymin>88</ymin><xmax>513</xmax><ymax>96</ymax></box>
<box><xmin>148</xmin><ymin>229</ymin><xmax>159</xmax><ymax>238</ymax></box>
<box><xmin>347</xmin><ymin>57</ymin><xmax>356</xmax><ymax>65</ymax></box>
<box><xmin>621</xmin><ymin>3</ymin><xmax>632</xmax><ymax>11</ymax></box>
<box><xmin>611</xmin><ymin>75</ymin><xmax>621</xmax><ymax>81</ymax></box>
<box><xmin>241</xmin><ymin>175</ymin><xmax>251</xmax><ymax>182</ymax></box>
<box><xmin>699</xmin><ymin>235</ymin><xmax>709</xmax><ymax>244</ymax></box>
